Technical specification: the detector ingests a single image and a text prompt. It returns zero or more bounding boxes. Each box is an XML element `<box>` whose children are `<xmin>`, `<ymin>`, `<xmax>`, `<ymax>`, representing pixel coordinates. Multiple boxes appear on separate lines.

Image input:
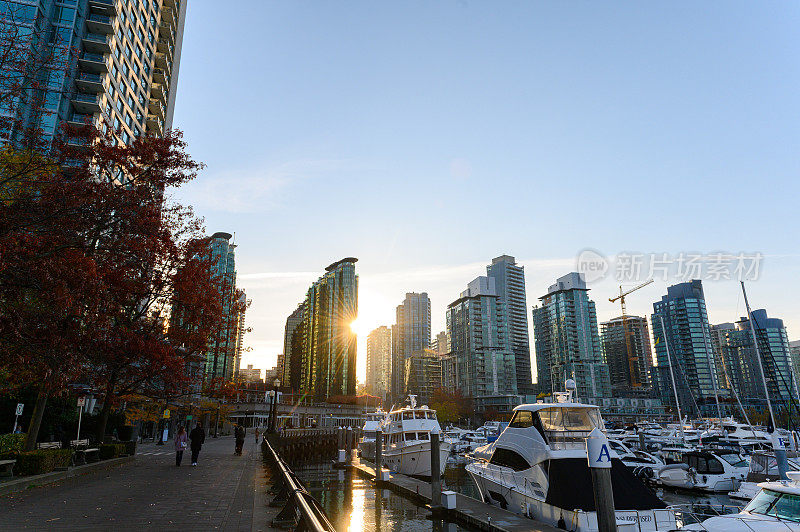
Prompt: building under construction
<box><xmin>600</xmin><ymin>316</ymin><xmax>654</xmax><ymax>392</ymax></box>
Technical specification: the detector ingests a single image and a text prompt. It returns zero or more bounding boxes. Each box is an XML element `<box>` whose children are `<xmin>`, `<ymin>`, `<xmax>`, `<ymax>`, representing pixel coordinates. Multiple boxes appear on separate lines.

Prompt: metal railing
<box><xmin>262</xmin><ymin>438</ymin><xmax>336</xmax><ymax>531</ymax></box>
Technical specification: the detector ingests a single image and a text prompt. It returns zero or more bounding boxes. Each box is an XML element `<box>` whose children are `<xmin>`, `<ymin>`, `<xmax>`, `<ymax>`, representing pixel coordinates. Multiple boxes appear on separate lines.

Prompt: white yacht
<box><xmin>683</xmin><ymin>471</ymin><xmax>800</xmax><ymax>531</ymax></box>
<box><xmin>730</xmin><ymin>452</ymin><xmax>800</xmax><ymax>501</ymax></box>
<box><xmin>656</xmin><ymin>448</ymin><xmax>749</xmax><ymax>492</ymax></box>
<box><xmin>357</xmin><ymin>410</ymin><xmax>387</xmax><ymax>460</ymax></box>
<box><xmin>379</xmin><ymin>396</ymin><xmax>450</xmax><ymax>477</ymax></box>
<box><xmin>466</xmin><ymin>385</ymin><xmax>676</xmax><ymax>531</ymax></box>
<box><xmin>608</xmin><ymin>439</ymin><xmax>666</xmax><ymax>479</ymax></box>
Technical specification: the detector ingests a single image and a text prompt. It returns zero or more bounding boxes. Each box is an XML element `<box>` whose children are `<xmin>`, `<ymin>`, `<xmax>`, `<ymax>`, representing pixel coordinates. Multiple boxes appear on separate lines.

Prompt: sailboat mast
<box><xmin>660</xmin><ymin>315</ymin><xmax>686</xmax><ymax>443</ymax></box>
<box><xmin>741</xmin><ymin>282</ymin><xmax>777</xmax><ymax>429</ymax></box>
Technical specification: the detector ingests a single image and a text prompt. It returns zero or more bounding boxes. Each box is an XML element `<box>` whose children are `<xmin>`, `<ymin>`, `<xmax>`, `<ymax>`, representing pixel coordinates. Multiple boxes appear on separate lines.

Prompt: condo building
<box><xmin>390</xmin><ymin>292</ymin><xmax>431</xmax><ymax>401</ymax></box>
<box><xmin>446</xmin><ymin>276</ymin><xmax>517</xmax><ymax>399</ymax></box>
<box><xmin>281</xmin><ymin>303</ymin><xmax>305</xmax><ymax>392</ymax></box>
<box><xmin>366</xmin><ymin>325</ymin><xmax>391</xmax><ymax>401</ymax></box>
<box><xmin>404</xmin><ymin>349</ymin><xmax>442</xmax><ymax>406</ymax></box>
<box><xmin>600</xmin><ymin>315</ymin><xmax>653</xmax><ymax>391</ymax></box>
<box><xmin>0</xmin><ymin>0</ymin><xmax>186</xmax><ymax>145</ymax></box>
<box><xmin>532</xmin><ymin>272</ymin><xmax>611</xmax><ymax>400</ymax></box>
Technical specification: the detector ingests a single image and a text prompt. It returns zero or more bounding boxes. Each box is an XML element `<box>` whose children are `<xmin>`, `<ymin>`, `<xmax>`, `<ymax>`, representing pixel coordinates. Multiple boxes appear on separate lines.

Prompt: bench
<box><xmin>70</xmin><ymin>439</ymin><xmax>99</xmax><ymax>465</ymax></box>
<box><xmin>36</xmin><ymin>442</ymin><xmax>62</xmax><ymax>450</ymax></box>
<box><xmin>0</xmin><ymin>459</ymin><xmax>15</xmax><ymax>478</ymax></box>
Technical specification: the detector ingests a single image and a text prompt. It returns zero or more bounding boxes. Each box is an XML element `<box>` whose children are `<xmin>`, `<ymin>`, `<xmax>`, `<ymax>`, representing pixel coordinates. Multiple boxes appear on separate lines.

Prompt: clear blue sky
<box><xmin>171</xmin><ymin>2</ymin><xmax>800</xmax><ymax>379</ymax></box>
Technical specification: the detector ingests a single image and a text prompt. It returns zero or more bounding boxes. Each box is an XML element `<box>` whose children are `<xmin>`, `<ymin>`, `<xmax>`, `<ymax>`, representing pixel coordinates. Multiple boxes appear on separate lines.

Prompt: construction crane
<box><xmin>609</xmin><ymin>279</ymin><xmax>654</xmax><ymax>388</ymax></box>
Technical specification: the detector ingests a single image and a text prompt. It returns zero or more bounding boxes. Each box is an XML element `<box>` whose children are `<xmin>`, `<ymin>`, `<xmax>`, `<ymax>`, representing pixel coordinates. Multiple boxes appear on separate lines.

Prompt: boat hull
<box><xmin>383</xmin><ymin>442</ymin><xmax>450</xmax><ymax>477</ymax></box>
<box><xmin>466</xmin><ymin>463</ymin><xmax>677</xmax><ymax>532</ymax></box>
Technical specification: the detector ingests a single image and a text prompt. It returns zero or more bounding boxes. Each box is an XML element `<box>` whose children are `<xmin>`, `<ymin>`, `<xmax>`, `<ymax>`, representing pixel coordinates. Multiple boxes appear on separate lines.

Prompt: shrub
<box><xmin>120</xmin><ymin>440</ymin><xmax>136</xmax><ymax>456</ymax></box>
<box><xmin>0</xmin><ymin>433</ymin><xmax>26</xmax><ymax>454</ymax></box>
<box><xmin>99</xmin><ymin>443</ymin><xmax>126</xmax><ymax>460</ymax></box>
<box><xmin>10</xmin><ymin>449</ymin><xmax>73</xmax><ymax>476</ymax></box>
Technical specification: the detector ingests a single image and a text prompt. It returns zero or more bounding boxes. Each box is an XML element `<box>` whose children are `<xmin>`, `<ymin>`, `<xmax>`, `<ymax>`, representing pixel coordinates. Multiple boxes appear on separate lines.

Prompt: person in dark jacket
<box><xmin>189</xmin><ymin>421</ymin><xmax>205</xmax><ymax>466</ymax></box>
<box><xmin>234</xmin><ymin>424</ymin><xmax>245</xmax><ymax>455</ymax></box>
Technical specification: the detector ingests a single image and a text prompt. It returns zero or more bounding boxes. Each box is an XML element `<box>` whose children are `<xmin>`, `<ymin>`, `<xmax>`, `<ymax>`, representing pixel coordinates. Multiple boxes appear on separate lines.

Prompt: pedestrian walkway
<box><xmin>0</xmin><ymin>435</ymin><xmax>262</xmax><ymax>530</ymax></box>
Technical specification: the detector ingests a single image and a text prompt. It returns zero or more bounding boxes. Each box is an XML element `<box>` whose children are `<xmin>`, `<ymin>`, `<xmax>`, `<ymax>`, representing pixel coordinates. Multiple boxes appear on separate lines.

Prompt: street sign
<box><xmin>76</xmin><ymin>397</ymin><xmax>86</xmax><ymax>407</ymax></box>
<box><xmin>186</xmin><ymin>415</ymin><xmax>193</xmax><ymax>421</ymax></box>
<box><xmin>163</xmin><ymin>409</ymin><xmax>171</xmax><ymax>419</ymax></box>
<box><xmin>15</xmin><ymin>403</ymin><xmax>23</xmax><ymax>416</ymax></box>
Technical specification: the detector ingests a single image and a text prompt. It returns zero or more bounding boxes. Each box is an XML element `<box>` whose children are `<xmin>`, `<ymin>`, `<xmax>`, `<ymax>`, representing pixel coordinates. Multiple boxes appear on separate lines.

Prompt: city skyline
<box><xmin>167</xmin><ymin>2</ymin><xmax>800</xmax><ymax>380</ymax></box>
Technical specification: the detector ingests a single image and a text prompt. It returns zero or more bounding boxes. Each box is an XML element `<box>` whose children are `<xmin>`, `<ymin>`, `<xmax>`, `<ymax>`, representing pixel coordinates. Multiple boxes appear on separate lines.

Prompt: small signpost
<box><xmin>76</xmin><ymin>396</ymin><xmax>86</xmax><ymax>440</ymax></box>
<box><xmin>586</xmin><ymin>427</ymin><xmax>617</xmax><ymax>532</ymax></box>
<box><xmin>12</xmin><ymin>403</ymin><xmax>23</xmax><ymax>433</ymax></box>
<box><xmin>163</xmin><ymin>409</ymin><xmax>171</xmax><ymax>419</ymax></box>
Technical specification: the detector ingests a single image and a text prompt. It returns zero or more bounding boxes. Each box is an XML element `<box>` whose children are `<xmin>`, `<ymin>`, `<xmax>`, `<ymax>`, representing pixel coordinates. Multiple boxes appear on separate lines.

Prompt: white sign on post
<box><xmin>76</xmin><ymin>396</ymin><xmax>86</xmax><ymax>407</ymax></box>
<box><xmin>586</xmin><ymin>427</ymin><xmax>612</xmax><ymax>469</ymax></box>
<box><xmin>15</xmin><ymin>403</ymin><xmax>23</xmax><ymax>416</ymax></box>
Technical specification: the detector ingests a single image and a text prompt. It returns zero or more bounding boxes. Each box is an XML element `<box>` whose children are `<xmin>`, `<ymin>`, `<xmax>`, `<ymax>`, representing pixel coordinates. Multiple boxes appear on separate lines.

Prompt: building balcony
<box><xmin>78</xmin><ymin>52</ymin><xmax>107</xmax><ymax>73</ymax></box>
<box><xmin>66</xmin><ymin>113</ymin><xmax>94</xmax><ymax>128</ymax></box>
<box><xmin>152</xmin><ymin>68</ymin><xmax>169</xmax><ymax>85</ymax></box>
<box><xmin>87</xmin><ymin>14</ymin><xmax>114</xmax><ymax>34</ymax></box>
<box><xmin>148</xmin><ymin>98</ymin><xmax>165</xmax><ymax>119</ymax></box>
<box><xmin>88</xmin><ymin>0</ymin><xmax>117</xmax><ymax>16</ymax></box>
<box><xmin>75</xmin><ymin>72</ymin><xmax>104</xmax><ymax>93</ymax></box>
<box><xmin>71</xmin><ymin>93</ymin><xmax>101</xmax><ymax>114</ymax></box>
<box><xmin>82</xmin><ymin>32</ymin><xmax>111</xmax><ymax>53</ymax></box>
<box><xmin>150</xmin><ymin>82</ymin><xmax>167</xmax><ymax>104</ymax></box>
<box><xmin>154</xmin><ymin>52</ymin><xmax>170</xmax><ymax>69</ymax></box>
<box><xmin>161</xmin><ymin>6</ymin><xmax>176</xmax><ymax>26</ymax></box>
<box><xmin>156</xmin><ymin>37</ymin><xmax>173</xmax><ymax>56</ymax></box>
<box><xmin>146</xmin><ymin>113</ymin><xmax>163</xmax><ymax>133</ymax></box>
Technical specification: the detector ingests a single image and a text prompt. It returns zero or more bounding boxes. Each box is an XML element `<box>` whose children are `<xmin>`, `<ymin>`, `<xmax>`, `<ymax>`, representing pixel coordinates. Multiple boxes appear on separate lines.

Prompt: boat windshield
<box><xmin>745</xmin><ymin>489</ymin><xmax>800</xmax><ymax>522</ymax></box>
<box><xmin>538</xmin><ymin>407</ymin><xmax>604</xmax><ymax>433</ymax></box>
<box><xmin>718</xmin><ymin>453</ymin><xmax>748</xmax><ymax>468</ymax></box>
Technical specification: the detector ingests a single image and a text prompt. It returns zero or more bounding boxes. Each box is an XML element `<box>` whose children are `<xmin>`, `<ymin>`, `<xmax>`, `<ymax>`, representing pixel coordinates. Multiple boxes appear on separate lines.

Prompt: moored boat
<box><xmin>378</xmin><ymin>396</ymin><xmax>450</xmax><ymax>477</ymax></box>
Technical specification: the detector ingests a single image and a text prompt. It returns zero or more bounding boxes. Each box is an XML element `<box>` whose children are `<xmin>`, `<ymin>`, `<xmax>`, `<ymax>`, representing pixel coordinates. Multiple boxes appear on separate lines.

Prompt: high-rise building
<box><xmin>366</xmin><ymin>325</ymin><xmax>391</xmax><ymax>401</ymax></box>
<box><xmin>722</xmin><ymin>310</ymin><xmax>797</xmax><ymax>410</ymax></box>
<box><xmin>600</xmin><ymin>315</ymin><xmax>653</xmax><ymax>391</ymax></box>
<box><xmin>404</xmin><ymin>349</ymin><xmax>442</xmax><ymax>405</ymax></box>
<box><xmin>532</xmin><ymin>272</ymin><xmax>611</xmax><ymax>400</ymax></box>
<box><xmin>298</xmin><ymin>258</ymin><xmax>358</xmax><ymax>401</ymax></box>
<box><xmin>238</xmin><ymin>364</ymin><xmax>261</xmax><ymax>383</ymax></box>
<box><xmin>710</xmin><ymin>322</ymin><xmax>736</xmax><ymax>388</ymax></box>
<box><xmin>432</xmin><ymin>331</ymin><xmax>448</xmax><ymax>357</ymax></box>
<box><xmin>202</xmin><ymin>231</ymin><xmax>240</xmax><ymax>382</ymax></box>
<box><xmin>486</xmin><ymin>255</ymin><xmax>533</xmax><ymax>395</ymax></box>
<box><xmin>791</xmin><ymin>340</ymin><xmax>800</xmax><ymax>392</ymax></box>
<box><xmin>0</xmin><ymin>0</ymin><xmax>187</xmax><ymax>145</ymax></box>
<box><xmin>281</xmin><ymin>303</ymin><xmax>304</xmax><ymax>392</ymax></box>
<box><xmin>391</xmin><ymin>292</ymin><xmax>431</xmax><ymax>400</ymax></box>
<box><xmin>651</xmin><ymin>280</ymin><xmax>720</xmax><ymax>417</ymax></box>
<box><xmin>446</xmin><ymin>276</ymin><xmax>517</xmax><ymax>398</ymax></box>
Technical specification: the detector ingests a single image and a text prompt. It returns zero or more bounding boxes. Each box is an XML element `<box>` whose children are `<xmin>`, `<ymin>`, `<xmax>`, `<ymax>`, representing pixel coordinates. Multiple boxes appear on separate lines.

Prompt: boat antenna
<box><xmin>659</xmin><ymin>315</ymin><xmax>686</xmax><ymax>444</ymax></box>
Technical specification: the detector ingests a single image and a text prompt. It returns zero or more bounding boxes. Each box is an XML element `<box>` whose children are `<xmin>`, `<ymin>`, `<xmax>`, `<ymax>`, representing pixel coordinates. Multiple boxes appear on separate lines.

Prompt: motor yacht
<box><xmin>657</xmin><ymin>448</ymin><xmax>749</xmax><ymax>492</ymax></box>
<box><xmin>379</xmin><ymin>396</ymin><xmax>450</xmax><ymax>477</ymax></box>
<box><xmin>466</xmin><ymin>385</ymin><xmax>676</xmax><ymax>531</ymax></box>
<box><xmin>730</xmin><ymin>451</ymin><xmax>800</xmax><ymax>501</ymax></box>
<box><xmin>682</xmin><ymin>471</ymin><xmax>800</xmax><ymax>531</ymax></box>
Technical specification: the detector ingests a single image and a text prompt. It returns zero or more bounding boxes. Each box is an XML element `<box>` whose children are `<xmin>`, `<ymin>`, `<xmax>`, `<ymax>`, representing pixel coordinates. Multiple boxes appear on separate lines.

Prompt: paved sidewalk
<box><xmin>0</xmin><ymin>434</ymin><xmax>264</xmax><ymax>530</ymax></box>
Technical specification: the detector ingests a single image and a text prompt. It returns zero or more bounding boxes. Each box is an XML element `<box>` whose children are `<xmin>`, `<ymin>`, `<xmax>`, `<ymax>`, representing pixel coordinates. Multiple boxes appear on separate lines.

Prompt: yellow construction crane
<box><xmin>609</xmin><ymin>279</ymin><xmax>654</xmax><ymax>387</ymax></box>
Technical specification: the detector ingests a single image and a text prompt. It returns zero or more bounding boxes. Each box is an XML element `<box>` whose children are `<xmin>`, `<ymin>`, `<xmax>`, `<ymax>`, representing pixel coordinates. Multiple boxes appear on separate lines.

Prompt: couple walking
<box><xmin>174</xmin><ymin>421</ymin><xmax>205</xmax><ymax>466</ymax></box>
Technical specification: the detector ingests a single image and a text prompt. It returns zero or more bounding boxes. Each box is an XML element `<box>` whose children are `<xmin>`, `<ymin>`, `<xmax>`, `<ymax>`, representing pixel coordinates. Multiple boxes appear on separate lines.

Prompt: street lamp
<box><xmin>266</xmin><ymin>390</ymin><xmax>276</xmax><ymax>433</ymax></box>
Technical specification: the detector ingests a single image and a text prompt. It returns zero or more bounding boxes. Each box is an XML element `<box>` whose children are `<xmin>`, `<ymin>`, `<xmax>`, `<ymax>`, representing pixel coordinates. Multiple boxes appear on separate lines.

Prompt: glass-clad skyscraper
<box><xmin>390</xmin><ymin>292</ymin><xmax>431</xmax><ymax>401</ymax></box>
<box><xmin>0</xmin><ymin>0</ymin><xmax>186</xmax><ymax>145</ymax></box>
<box><xmin>532</xmin><ymin>272</ymin><xmax>611</xmax><ymax>400</ymax></box>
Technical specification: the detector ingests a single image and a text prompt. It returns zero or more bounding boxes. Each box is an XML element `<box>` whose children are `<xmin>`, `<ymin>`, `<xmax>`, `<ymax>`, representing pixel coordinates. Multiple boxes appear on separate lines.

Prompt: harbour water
<box><xmin>289</xmin><ymin>458</ymin><xmax>741</xmax><ymax>530</ymax></box>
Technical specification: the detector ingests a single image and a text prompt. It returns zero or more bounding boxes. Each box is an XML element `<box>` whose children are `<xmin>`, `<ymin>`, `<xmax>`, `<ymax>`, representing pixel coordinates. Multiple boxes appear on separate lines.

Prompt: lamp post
<box><xmin>267</xmin><ymin>390</ymin><xmax>275</xmax><ymax>433</ymax></box>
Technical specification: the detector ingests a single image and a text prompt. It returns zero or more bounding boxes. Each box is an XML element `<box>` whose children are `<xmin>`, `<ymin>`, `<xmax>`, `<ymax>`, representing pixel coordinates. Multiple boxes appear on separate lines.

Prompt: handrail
<box><xmin>263</xmin><ymin>438</ymin><xmax>336</xmax><ymax>532</ymax></box>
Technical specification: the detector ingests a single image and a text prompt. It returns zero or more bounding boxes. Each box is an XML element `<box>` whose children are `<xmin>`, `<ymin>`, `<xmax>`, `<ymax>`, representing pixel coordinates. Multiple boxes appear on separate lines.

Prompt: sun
<box><xmin>349</xmin><ymin>317</ymin><xmax>369</xmax><ymax>336</ymax></box>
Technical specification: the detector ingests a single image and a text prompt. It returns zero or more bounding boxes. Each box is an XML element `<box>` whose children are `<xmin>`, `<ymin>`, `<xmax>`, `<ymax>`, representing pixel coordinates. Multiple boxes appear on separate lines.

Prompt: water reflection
<box><xmin>290</xmin><ymin>462</ymin><xmax>467</xmax><ymax>531</ymax></box>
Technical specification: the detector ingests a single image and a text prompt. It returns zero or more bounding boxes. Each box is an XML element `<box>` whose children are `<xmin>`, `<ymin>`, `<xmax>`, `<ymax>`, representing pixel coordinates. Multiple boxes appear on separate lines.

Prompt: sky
<box><xmin>169</xmin><ymin>2</ymin><xmax>800</xmax><ymax>382</ymax></box>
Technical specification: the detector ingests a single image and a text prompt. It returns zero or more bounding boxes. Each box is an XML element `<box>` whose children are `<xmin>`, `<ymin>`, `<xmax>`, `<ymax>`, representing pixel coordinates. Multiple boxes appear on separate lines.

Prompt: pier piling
<box><xmin>587</xmin><ymin>428</ymin><xmax>617</xmax><ymax>532</ymax></box>
<box><xmin>375</xmin><ymin>427</ymin><xmax>383</xmax><ymax>484</ymax></box>
<box><xmin>430</xmin><ymin>427</ymin><xmax>442</xmax><ymax>511</ymax></box>
<box><xmin>346</xmin><ymin>426</ymin><xmax>353</xmax><ymax>463</ymax></box>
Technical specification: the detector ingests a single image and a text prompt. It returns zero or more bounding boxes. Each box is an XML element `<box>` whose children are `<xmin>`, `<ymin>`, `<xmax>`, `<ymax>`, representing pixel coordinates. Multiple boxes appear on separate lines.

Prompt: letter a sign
<box><xmin>586</xmin><ymin>428</ymin><xmax>612</xmax><ymax>469</ymax></box>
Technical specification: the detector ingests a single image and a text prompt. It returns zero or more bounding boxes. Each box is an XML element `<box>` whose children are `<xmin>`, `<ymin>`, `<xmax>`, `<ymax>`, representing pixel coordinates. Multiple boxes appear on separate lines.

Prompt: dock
<box><xmin>350</xmin><ymin>458</ymin><xmax>559</xmax><ymax>532</ymax></box>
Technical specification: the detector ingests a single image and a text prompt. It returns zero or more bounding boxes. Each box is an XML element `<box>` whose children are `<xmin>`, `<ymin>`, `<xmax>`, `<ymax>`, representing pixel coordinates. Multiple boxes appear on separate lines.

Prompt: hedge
<box><xmin>1</xmin><ymin>449</ymin><xmax>74</xmax><ymax>476</ymax></box>
<box><xmin>0</xmin><ymin>433</ymin><xmax>26</xmax><ymax>454</ymax></box>
<box><xmin>99</xmin><ymin>443</ymin><xmax>126</xmax><ymax>460</ymax></box>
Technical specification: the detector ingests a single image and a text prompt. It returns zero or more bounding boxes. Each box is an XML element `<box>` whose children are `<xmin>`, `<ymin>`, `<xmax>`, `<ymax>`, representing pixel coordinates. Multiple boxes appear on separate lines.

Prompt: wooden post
<box><xmin>586</xmin><ymin>428</ymin><xmax>617</xmax><ymax>532</ymax></box>
<box><xmin>638</xmin><ymin>431</ymin><xmax>646</xmax><ymax>451</ymax></box>
<box><xmin>430</xmin><ymin>427</ymin><xmax>442</xmax><ymax>509</ymax></box>
<box><xmin>337</xmin><ymin>427</ymin><xmax>346</xmax><ymax>464</ymax></box>
<box><xmin>375</xmin><ymin>427</ymin><xmax>383</xmax><ymax>483</ymax></box>
<box><xmin>346</xmin><ymin>426</ymin><xmax>353</xmax><ymax>462</ymax></box>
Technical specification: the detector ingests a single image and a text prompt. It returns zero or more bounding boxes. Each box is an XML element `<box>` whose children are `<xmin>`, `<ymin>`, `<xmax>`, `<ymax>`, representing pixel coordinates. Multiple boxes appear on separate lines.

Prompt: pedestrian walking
<box><xmin>255</xmin><ymin>427</ymin><xmax>260</xmax><ymax>444</ymax></box>
<box><xmin>234</xmin><ymin>424</ymin><xmax>245</xmax><ymax>455</ymax></box>
<box><xmin>174</xmin><ymin>426</ymin><xmax>188</xmax><ymax>466</ymax></box>
<box><xmin>189</xmin><ymin>421</ymin><xmax>205</xmax><ymax>466</ymax></box>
